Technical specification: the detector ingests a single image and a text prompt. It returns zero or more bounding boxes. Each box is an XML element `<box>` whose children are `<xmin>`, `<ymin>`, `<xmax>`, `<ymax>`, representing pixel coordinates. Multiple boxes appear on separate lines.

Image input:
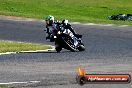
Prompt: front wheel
<box><xmin>78</xmin><ymin>45</ymin><xmax>85</xmax><ymax>51</ymax></box>
<box><xmin>55</xmin><ymin>47</ymin><xmax>62</xmax><ymax>52</ymax></box>
<box><xmin>55</xmin><ymin>43</ymin><xmax>62</xmax><ymax>52</ymax></box>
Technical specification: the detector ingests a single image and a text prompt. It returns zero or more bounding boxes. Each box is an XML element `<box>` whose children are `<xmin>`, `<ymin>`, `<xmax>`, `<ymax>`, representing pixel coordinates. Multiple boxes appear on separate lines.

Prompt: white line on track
<box><xmin>0</xmin><ymin>81</ymin><xmax>40</xmax><ymax>85</ymax></box>
<box><xmin>0</xmin><ymin>46</ymin><xmax>55</xmax><ymax>55</ymax></box>
<box><xmin>70</xmin><ymin>22</ymin><xmax>129</xmax><ymax>27</ymax></box>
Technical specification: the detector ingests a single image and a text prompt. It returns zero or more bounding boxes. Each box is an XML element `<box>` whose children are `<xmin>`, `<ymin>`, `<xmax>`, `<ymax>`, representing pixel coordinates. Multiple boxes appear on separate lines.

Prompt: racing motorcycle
<box><xmin>54</xmin><ymin>25</ymin><xmax>85</xmax><ymax>52</ymax></box>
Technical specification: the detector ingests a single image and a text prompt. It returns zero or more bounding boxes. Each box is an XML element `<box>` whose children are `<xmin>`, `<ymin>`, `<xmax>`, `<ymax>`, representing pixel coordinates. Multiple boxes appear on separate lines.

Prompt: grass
<box><xmin>0</xmin><ymin>40</ymin><xmax>51</xmax><ymax>53</ymax></box>
<box><xmin>0</xmin><ymin>0</ymin><xmax>132</xmax><ymax>25</ymax></box>
<box><xmin>0</xmin><ymin>85</ymin><xmax>13</xmax><ymax>88</ymax></box>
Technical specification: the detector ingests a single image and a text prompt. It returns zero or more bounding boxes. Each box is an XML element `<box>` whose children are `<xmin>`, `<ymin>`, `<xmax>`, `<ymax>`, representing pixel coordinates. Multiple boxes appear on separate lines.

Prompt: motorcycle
<box><xmin>54</xmin><ymin>26</ymin><xmax>85</xmax><ymax>52</ymax></box>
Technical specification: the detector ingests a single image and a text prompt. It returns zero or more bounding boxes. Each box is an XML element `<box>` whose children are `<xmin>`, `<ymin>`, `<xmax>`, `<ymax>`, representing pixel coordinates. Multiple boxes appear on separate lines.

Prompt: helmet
<box><xmin>45</xmin><ymin>15</ymin><xmax>54</xmax><ymax>26</ymax></box>
<box><xmin>45</xmin><ymin>15</ymin><xmax>54</xmax><ymax>21</ymax></box>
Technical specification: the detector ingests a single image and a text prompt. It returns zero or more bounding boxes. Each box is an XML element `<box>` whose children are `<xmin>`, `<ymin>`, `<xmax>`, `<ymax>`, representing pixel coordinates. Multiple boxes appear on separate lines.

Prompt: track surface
<box><xmin>0</xmin><ymin>19</ymin><xmax>132</xmax><ymax>88</ymax></box>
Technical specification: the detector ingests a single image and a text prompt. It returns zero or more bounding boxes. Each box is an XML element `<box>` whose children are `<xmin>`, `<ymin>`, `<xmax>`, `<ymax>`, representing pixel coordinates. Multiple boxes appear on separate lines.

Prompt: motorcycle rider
<box><xmin>45</xmin><ymin>15</ymin><xmax>55</xmax><ymax>41</ymax></box>
<box><xmin>44</xmin><ymin>15</ymin><xmax>79</xmax><ymax>46</ymax></box>
<box><xmin>45</xmin><ymin>15</ymin><xmax>62</xmax><ymax>42</ymax></box>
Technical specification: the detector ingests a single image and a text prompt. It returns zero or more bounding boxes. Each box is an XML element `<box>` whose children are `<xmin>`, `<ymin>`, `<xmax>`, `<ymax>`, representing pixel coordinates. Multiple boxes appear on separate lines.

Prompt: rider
<box><xmin>44</xmin><ymin>15</ymin><xmax>79</xmax><ymax>46</ymax></box>
<box><xmin>45</xmin><ymin>15</ymin><xmax>62</xmax><ymax>41</ymax></box>
<box><xmin>45</xmin><ymin>15</ymin><xmax>55</xmax><ymax>40</ymax></box>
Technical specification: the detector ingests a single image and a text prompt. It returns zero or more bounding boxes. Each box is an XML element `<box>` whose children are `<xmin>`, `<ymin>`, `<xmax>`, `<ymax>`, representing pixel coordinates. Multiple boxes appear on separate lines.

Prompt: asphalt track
<box><xmin>0</xmin><ymin>18</ymin><xmax>132</xmax><ymax>88</ymax></box>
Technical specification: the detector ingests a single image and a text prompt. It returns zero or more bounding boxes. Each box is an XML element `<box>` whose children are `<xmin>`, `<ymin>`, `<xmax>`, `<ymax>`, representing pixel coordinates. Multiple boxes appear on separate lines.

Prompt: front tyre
<box><xmin>55</xmin><ymin>47</ymin><xmax>62</xmax><ymax>52</ymax></box>
<box><xmin>55</xmin><ymin>43</ymin><xmax>62</xmax><ymax>52</ymax></box>
<box><xmin>78</xmin><ymin>45</ymin><xmax>85</xmax><ymax>51</ymax></box>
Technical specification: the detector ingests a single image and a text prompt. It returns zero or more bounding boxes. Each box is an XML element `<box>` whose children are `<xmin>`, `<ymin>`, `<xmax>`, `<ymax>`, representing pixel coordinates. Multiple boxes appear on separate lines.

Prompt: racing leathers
<box><xmin>45</xmin><ymin>21</ymin><xmax>61</xmax><ymax>41</ymax></box>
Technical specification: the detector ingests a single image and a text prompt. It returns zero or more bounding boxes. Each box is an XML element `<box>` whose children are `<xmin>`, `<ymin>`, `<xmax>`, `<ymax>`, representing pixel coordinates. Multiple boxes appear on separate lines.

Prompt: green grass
<box><xmin>0</xmin><ymin>85</ymin><xmax>13</xmax><ymax>88</ymax></box>
<box><xmin>0</xmin><ymin>0</ymin><xmax>132</xmax><ymax>25</ymax></box>
<box><xmin>0</xmin><ymin>40</ymin><xmax>51</xmax><ymax>53</ymax></box>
